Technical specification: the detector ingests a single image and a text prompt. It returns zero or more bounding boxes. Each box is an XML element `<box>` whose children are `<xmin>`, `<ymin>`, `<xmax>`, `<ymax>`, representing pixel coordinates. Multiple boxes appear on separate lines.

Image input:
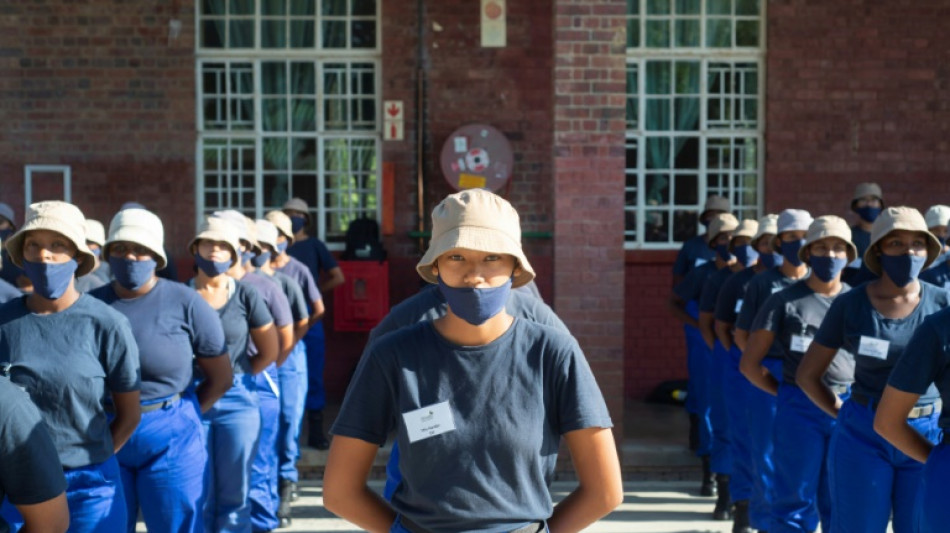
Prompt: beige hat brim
<box><xmin>5</xmin><ymin>223</ymin><xmax>95</xmax><ymax>277</ymax></box>
<box><xmin>104</xmin><ymin>232</ymin><xmax>168</xmax><ymax>271</ymax></box>
<box><xmin>863</xmin><ymin>230</ymin><xmax>941</xmax><ymax>276</ymax></box>
<box><xmin>416</xmin><ymin>225</ymin><xmax>536</xmax><ymax>289</ymax></box>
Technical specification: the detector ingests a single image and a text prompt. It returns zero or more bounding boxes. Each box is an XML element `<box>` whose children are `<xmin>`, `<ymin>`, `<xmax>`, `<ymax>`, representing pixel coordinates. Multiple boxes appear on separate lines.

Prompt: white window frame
<box><xmin>624</xmin><ymin>1</ymin><xmax>766</xmax><ymax>250</ymax></box>
<box><xmin>195</xmin><ymin>0</ymin><xmax>383</xmax><ymax>248</ymax></box>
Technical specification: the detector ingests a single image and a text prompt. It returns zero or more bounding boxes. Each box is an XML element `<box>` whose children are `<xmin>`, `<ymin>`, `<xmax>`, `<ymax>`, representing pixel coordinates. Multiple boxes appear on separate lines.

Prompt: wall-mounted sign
<box><xmin>384</xmin><ymin>100</ymin><xmax>404</xmax><ymax>141</ymax></box>
<box><xmin>439</xmin><ymin>124</ymin><xmax>513</xmax><ymax>192</ymax></box>
<box><xmin>481</xmin><ymin>0</ymin><xmax>506</xmax><ymax>47</ymax></box>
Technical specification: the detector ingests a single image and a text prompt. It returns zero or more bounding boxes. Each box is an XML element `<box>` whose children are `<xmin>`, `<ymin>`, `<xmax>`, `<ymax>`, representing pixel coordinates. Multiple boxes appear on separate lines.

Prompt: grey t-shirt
<box><xmin>751</xmin><ymin>280</ymin><xmax>854</xmax><ymax>387</ymax></box>
<box><xmin>213</xmin><ymin>280</ymin><xmax>274</xmax><ymax>374</ymax></box>
<box><xmin>268</xmin><ymin>270</ymin><xmax>309</xmax><ymax>323</ymax></box>
<box><xmin>332</xmin><ymin>318</ymin><xmax>611</xmax><ymax>532</ymax></box>
<box><xmin>814</xmin><ymin>281</ymin><xmax>950</xmax><ymax>402</ymax></box>
<box><xmin>0</xmin><ymin>294</ymin><xmax>141</xmax><ymax>469</ymax></box>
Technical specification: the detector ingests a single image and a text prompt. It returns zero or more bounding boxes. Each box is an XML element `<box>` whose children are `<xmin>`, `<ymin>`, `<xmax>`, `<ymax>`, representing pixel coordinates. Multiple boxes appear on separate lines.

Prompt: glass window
<box><xmin>197</xmin><ymin>0</ymin><xmax>381</xmax><ymax>244</ymax></box>
<box><xmin>625</xmin><ymin>0</ymin><xmax>764</xmax><ymax>249</ymax></box>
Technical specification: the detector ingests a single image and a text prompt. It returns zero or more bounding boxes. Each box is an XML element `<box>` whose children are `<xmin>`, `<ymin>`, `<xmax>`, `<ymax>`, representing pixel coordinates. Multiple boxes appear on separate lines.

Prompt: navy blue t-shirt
<box><xmin>713</xmin><ymin>267</ymin><xmax>757</xmax><ymax>325</ymax></box>
<box><xmin>333</xmin><ymin>319</ymin><xmax>611</xmax><ymax>532</ymax></box>
<box><xmin>672</xmin><ymin>234</ymin><xmax>715</xmax><ymax>277</ymax></box>
<box><xmin>699</xmin><ymin>266</ymin><xmax>734</xmax><ymax>313</ymax></box>
<box><xmin>287</xmin><ymin>237</ymin><xmax>338</xmax><ymax>289</ymax></box>
<box><xmin>673</xmin><ymin>261</ymin><xmax>718</xmax><ymax>304</ymax></box>
<box><xmin>920</xmin><ymin>260</ymin><xmax>950</xmax><ymax>290</ymax></box>
<box><xmin>267</xmin><ymin>270</ymin><xmax>309</xmax><ymax>323</ymax></box>
<box><xmin>90</xmin><ymin>279</ymin><xmax>227</xmax><ymax>402</ymax></box>
<box><xmin>0</xmin><ymin>375</ymin><xmax>66</xmax><ymax>529</ymax></box>
<box><xmin>0</xmin><ymin>294</ymin><xmax>141</xmax><ymax>469</ymax></box>
<box><xmin>0</xmin><ymin>278</ymin><xmax>20</xmax><ymax>305</ymax></box>
<box><xmin>212</xmin><ymin>280</ymin><xmax>274</xmax><ymax>375</ymax></box>
<box><xmin>889</xmin><ymin>307</ymin><xmax>950</xmax><ymax>429</ymax></box>
<box><xmin>851</xmin><ymin>225</ymin><xmax>871</xmax><ymax>259</ymax></box>
<box><xmin>737</xmin><ymin>268</ymin><xmax>805</xmax><ymax>358</ymax></box>
<box><xmin>814</xmin><ymin>281</ymin><xmax>950</xmax><ymax>403</ymax></box>
<box><xmin>751</xmin><ymin>280</ymin><xmax>854</xmax><ymax>386</ymax></box>
<box><xmin>276</xmin><ymin>256</ymin><xmax>322</xmax><ymax>311</ymax></box>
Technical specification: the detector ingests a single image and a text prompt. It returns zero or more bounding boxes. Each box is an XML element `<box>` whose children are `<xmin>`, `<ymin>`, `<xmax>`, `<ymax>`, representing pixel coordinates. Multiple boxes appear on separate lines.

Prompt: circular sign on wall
<box><xmin>439</xmin><ymin>124</ymin><xmax>513</xmax><ymax>192</ymax></box>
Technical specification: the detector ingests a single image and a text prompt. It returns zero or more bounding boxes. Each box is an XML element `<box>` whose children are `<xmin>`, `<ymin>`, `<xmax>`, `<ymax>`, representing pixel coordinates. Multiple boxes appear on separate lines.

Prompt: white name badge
<box><xmin>402</xmin><ymin>401</ymin><xmax>456</xmax><ymax>443</ymax></box>
<box><xmin>734</xmin><ymin>298</ymin><xmax>744</xmax><ymax>313</ymax></box>
<box><xmin>791</xmin><ymin>334</ymin><xmax>813</xmax><ymax>353</ymax></box>
<box><xmin>772</xmin><ymin>286</ymin><xmax>782</xmax><ymax>294</ymax></box>
<box><xmin>858</xmin><ymin>336</ymin><xmax>890</xmax><ymax>360</ymax></box>
<box><xmin>695</xmin><ymin>258</ymin><xmax>708</xmax><ymax>268</ymax></box>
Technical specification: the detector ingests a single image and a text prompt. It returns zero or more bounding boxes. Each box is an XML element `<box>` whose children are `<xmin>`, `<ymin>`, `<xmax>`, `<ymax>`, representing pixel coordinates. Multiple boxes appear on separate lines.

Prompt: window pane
<box><xmin>353</xmin><ymin>0</ymin><xmax>376</xmax><ymax>16</ymax></box>
<box><xmin>627</xmin><ymin>17</ymin><xmax>640</xmax><ymax>47</ymax></box>
<box><xmin>675</xmin><ymin>0</ymin><xmax>700</xmax><ymax>14</ymax></box>
<box><xmin>291</xmin><ymin>98</ymin><xmax>316</xmax><ymax>131</ymax></box>
<box><xmin>675</xmin><ymin>61</ymin><xmax>699</xmax><ymax>93</ymax></box>
<box><xmin>708</xmin><ymin>0</ymin><xmax>732</xmax><ymax>15</ymax></box>
<box><xmin>322</xmin><ymin>0</ymin><xmax>346</xmax><ymax>16</ymax></box>
<box><xmin>645</xmin><ymin>210</ymin><xmax>670</xmax><ymax>242</ymax></box>
<box><xmin>291</xmin><ymin>20</ymin><xmax>316</xmax><ymax>47</ymax></box>
<box><xmin>647</xmin><ymin>0</ymin><xmax>670</xmax><ymax>15</ymax></box>
<box><xmin>674</xmin><ymin>97</ymin><xmax>700</xmax><ymax>130</ymax></box>
<box><xmin>230</xmin><ymin>0</ymin><xmax>254</xmax><ymax>15</ymax></box>
<box><xmin>228</xmin><ymin>20</ymin><xmax>254</xmax><ymax>47</ymax></box>
<box><xmin>261</xmin><ymin>20</ymin><xmax>286</xmax><ymax>48</ymax></box>
<box><xmin>706</xmin><ymin>18</ymin><xmax>732</xmax><ymax>47</ymax></box>
<box><xmin>645</xmin><ymin>137</ymin><xmax>671</xmax><ymax>168</ymax></box>
<box><xmin>203</xmin><ymin>0</ymin><xmax>226</xmax><ymax>15</ymax></box>
<box><xmin>674</xmin><ymin>174</ymin><xmax>698</xmax><ymax>204</ymax></box>
<box><xmin>736</xmin><ymin>0</ymin><xmax>759</xmax><ymax>15</ymax></box>
<box><xmin>674</xmin><ymin>136</ymin><xmax>699</xmax><ymax>167</ymax></box>
<box><xmin>646</xmin><ymin>61</ymin><xmax>671</xmax><ymax>94</ymax></box>
<box><xmin>627</xmin><ymin>0</ymin><xmax>639</xmax><ymax>15</ymax></box>
<box><xmin>262</xmin><ymin>62</ymin><xmax>287</xmax><ymax>94</ymax></box>
<box><xmin>673</xmin><ymin>209</ymin><xmax>699</xmax><ymax>241</ymax></box>
<box><xmin>626</xmin><ymin>67</ymin><xmax>639</xmax><ymax>128</ymax></box>
<box><xmin>322</xmin><ymin>20</ymin><xmax>347</xmax><ymax>48</ymax></box>
<box><xmin>291</xmin><ymin>139</ymin><xmax>317</xmax><ymax>170</ymax></box>
<box><xmin>262</xmin><ymin>0</ymin><xmax>285</xmax><ymax>15</ymax></box>
<box><xmin>263</xmin><ymin>138</ymin><xmax>289</xmax><ymax>169</ymax></box>
<box><xmin>736</xmin><ymin>20</ymin><xmax>759</xmax><ymax>47</ymax></box>
<box><xmin>202</xmin><ymin>20</ymin><xmax>225</xmax><ymax>47</ymax></box>
<box><xmin>291</xmin><ymin>62</ymin><xmax>315</xmax><ymax>94</ymax></box>
<box><xmin>646</xmin><ymin>20</ymin><xmax>670</xmax><ymax>47</ymax></box>
<box><xmin>262</xmin><ymin>98</ymin><xmax>287</xmax><ymax>131</ymax></box>
<box><xmin>674</xmin><ymin>20</ymin><xmax>700</xmax><ymax>47</ymax></box>
<box><xmin>645</xmin><ymin>98</ymin><xmax>671</xmax><ymax>130</ymax></box>
<box><xmin>290</xmin><ymin>0</ymin><xmax>315</xmax><ymax>15</ymax></box>
<box><xmin>351</xmin><ymin>20</ymin><xmax>376</xmax><ymax>48</ymax></box>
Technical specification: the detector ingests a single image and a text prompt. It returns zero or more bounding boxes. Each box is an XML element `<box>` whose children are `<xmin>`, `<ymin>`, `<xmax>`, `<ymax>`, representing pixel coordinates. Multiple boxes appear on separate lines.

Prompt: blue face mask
<box><xmin>732</xmin><ymin>244</ymin><xmax>759</xmax><ymax>267</ymax></box>
<box><xmin>194</xmin><ymin>253</ymin><xmax>231</xmax><ymax>277</ymax></box>
<box><xmin>809</xmin><ymin>255</ymin><xmax>848</xmax><ymax>282</ymax></box>
<box><xmin>759</xmin><ymin>252</ymin><xmax>783</xmax><ymax>269</ymax></box>
<box><xmin>780</xmin><ymin>239</ymin><xmax>806</xmax><ymax>267</ymax></box>
<box><xmin>437</xmin><ymin>275</ymin><xmax>512</xmax><ymax>326</ymax></box>
<box><xmin>855</xmin><ymin>206</ymin><xmax>882</xmax><ymax>224</ymax></box>
<box><xmin>290</xmin><ymin>216</ymin><xmax>306</xmax><ymax>235</ymax></box>
<box><xmin>109</xmin><ymin>256</ymin><xmax>156</xmax><ymax>291</ymax></box>
<box><xmin>22</xmin><ymin>258</ymin><xmax>77</xmax><ymax>300</ymax></box>
<box><xmin>275</xmin><ymin>241</ymin><xmax>288</xmax><ymax>255</ymax></box>
<box><xmin>0</xmin><ymin>228</ymin><xmax>13</xmax><ymax>241</ymax></box>
<box><xmin>90</xmin><ymin>247</ymin><xmax>101</xmax><ymax>258</ymax></box>
<box><xmin>240</xmin><ymin>250</ymin><xmax>255</xmax><ymax>266</ymax></box>
<box><xmin>879</xmin><ymin>253</ymin><xmax>926</xmax><ymax>288</ymax></box>
<box><xmin>251</xmin><ymin>251</ymin><xmax>271</xmax><ymax>268</ymax></box>
<box><xmin>714</xmin><ymin>244</ymin><xmax>734</xmax><ymax>262</ymax></box>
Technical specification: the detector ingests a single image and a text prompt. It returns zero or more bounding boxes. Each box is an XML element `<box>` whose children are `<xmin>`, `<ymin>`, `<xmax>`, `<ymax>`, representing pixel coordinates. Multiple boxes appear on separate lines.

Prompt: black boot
<box><xmin>277</xmin><ymin>480</ymin><xmax>293</xmax><ymax>528</ymax></box>
<box><xmin>279</xmin><ymin>478</ymin><xmax>298</xmax><ymax>503</ymax></box>
<box><xmin>700</xmin><ymin>455</ymin><xmax>716</xmax><ymax>496</ymax></box>
<box><xmin>308</xmin><ymin>410</ymin><xmax>330</xmax><ymax>450</ymax></box>
<box><xmin>689</xmin><ymin>413</ymin><xmax>700</xmax><ymax>451</ymax></box>
<box><xmin>712</xmin><ymin>474</ymin><xmax>732</xmax><ymax>520</ymax></box>
<box><xmin>732</xmin><ymin>499</ymin><xmax>754</xmax><ymax>533</ymax></box>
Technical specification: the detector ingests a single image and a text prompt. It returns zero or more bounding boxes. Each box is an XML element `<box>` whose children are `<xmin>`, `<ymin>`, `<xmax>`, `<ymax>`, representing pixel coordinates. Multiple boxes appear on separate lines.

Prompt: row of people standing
<box><xmin>671</xmin><ymin>182</ymin><xmax>950</xmax><ymax>533</ymax></box>
<box><xmin>0</xmin><ymin>197</ymin><xmax>341</xmax><ymax>533</ymax></box>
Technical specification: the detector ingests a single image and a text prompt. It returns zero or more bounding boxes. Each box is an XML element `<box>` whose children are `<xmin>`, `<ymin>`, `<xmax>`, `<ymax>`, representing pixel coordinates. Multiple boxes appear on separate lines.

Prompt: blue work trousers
<box><xmin>304</xmin><ymin>324</ymin><xmax>325</xmax><ymax>411</ymax></box>
<box><xmin>202</xmin><ymin>376</ymin><xmax>262</xmax><ymax>533</ymax></box>
<box><xmin>117</xmin><ymin>394</ymin><xmax>207</xmax><ymax>533</ymax></box>
<box><xmin>384</xmin><ymin>442</ymin><xmax>402</xmax><ymax>501</ymax></box>
<box><xmin>828</xmin><ymin>398</ymin><xmax>940</xmax><ymax>533</ymax></box>
<box><xmin>278</xmin><ymin>341</ymin><xmax>307</xmax><ymax>483</ymax></box>
<box><xmin>745</xmin><ymin>357</ymin><xmax>781</xmax><ymax>530</ymax></box>
<box><xmin>250</xmin><ymin>369</ymin><xmax>281</xmax><ymax>532</ymax></box>
<box><xmin>684</xmin><ymin>301</ymin><xmax>712</xmax><ymax>457</ymax></box>
<box><xmin>724</xmin><ymin>345</ymin><xmax>754</xmax><ymax>502</ymax></box>
<box><xmin>770</xmin><ymin>384</ymin><xmax>845</xmax><ymax>533</ymax></box>
<box><xmin>917</xmin><ymin>440</ymin><xmax>950</xmax><ymax>532</ymax></box>
<box><xmin>709</xmin><ymin>341</ymin><xmax>732</xmax><ymax>475</ymax></box>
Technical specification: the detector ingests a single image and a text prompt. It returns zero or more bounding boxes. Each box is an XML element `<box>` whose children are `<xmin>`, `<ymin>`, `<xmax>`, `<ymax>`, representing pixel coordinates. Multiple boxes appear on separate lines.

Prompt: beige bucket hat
<box><xmin>701</xmin><ymin>195</ymin><xmax>731</xmax><ymax>219</ymax></box>
<box><xmin>864</xmin><ymin>206</ymin><xmax>941</xmax><ymax>275</ymax></box>
<box><xmin>798</xmin><ymin>215</ymin><xmax>857</xmax><ymax>264</ymax></box>
<box><xmin>706</xmin><ymin>213</ymin><xmax>740</xmax><ymax>247</ymax></box>
<box><xmin>416</xmin><ymin>189</ymin><xmax>535</xmax><ymax>288</ymax></box>
<box><xmin>83</xmin><ymin>219</ymin><xmax>106</xmax><ymax>247</ymax></box>
<box><xmin>265</xmin><ymin>210</ymin><xmax>295</xmax><ymax>245</ymax></box>
<box><xmin>732</xmin><ymin>219</ymin><xmax>759</xmax><ymax>240</ymax></box>
<box><xmin>255</xmin><ymin>219</ymin><xmax>279</xmax><ymax>251</ymax></box>
<box><xmin>282</xmin><ymin>198</ymin><xmax>311</xmax><ymax>224</ymax></box>
<box><xmin>752</xmin><ymin>214</ymin><xmax>779</xmax><ymax>248</ymax></box>
<box><xmin>5</xmin><ymin>201</ymin><xmax>96</xmax><ymax>277</ymax></box>
<box><xmin>189</xmin><ymin>215</ymin><xmax>241</xmax><ymax>267</ymax></box>
<box><xmin>924</xmin><ymin>205</ymin><xmax>950</xmax><ymax>229</ymax></box>
<box><xmin>851</xmin><ymin>182</ymin><xmax>884</xmax><ymax>205</ymax></box>
<box><xmin>104</xmin><ymin>208</ymin><xmax>168</xmax><ymax>270</ymax></box>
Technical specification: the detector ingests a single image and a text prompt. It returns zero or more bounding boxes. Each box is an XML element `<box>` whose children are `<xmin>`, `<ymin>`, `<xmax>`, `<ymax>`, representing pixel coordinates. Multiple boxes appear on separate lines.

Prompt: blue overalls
<box><xmin>278</xmin><ymin>340</ymin><xmax>308</xmax><ymax>483</ymax></box>
<box><xmin>709</xmin><ymin>340</ymin><xmax>733</xmax><ymax>477</ymax></box>
<box><xmin>685</xmin><ymin>299</ymin><xmax>713</xmax><ymax>458</ymax></box>
<box><xmin>250</xmin><ymin>365</ymin><xmax>282</xmax><ymax>532</ymax></box>
<box><xmin>745</xmin><ymin>357</ymin><xmax>781</xmax><ymax>530</ymax></box>
<box><xmin>724</xmin><ymin>345</ymin><xmax>755</xmax><ymax>506</ymax></box>
<box><xmin>304</xmin><ymin>323</ymin><xmax>325</xmax><ymax>411</ymax></box>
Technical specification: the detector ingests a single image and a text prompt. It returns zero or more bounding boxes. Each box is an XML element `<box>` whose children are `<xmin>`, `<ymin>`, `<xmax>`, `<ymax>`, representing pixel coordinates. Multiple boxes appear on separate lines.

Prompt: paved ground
<box><xmin>276</xmin><ymin>480</ymin><xmax>736</xmax><ymax>533</ymax></box>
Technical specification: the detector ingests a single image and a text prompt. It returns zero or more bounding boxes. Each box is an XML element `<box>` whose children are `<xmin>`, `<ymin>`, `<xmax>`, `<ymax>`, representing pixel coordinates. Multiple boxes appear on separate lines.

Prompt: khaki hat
<box><xmin>924</xmin><ymin>205</ymin><xmax>950</xmax><ymax>229</ymax></box>
<box><xmin>864</xmin><ymin>206</ymin><xmax>942</xmax><ymax>275</ymax></box>
<box><xmin>733</xmin><ymin>219</ymin><xmax>759</xmax><ymax>240</ymax></box>
<box><xmin>83</xmin><ymin>219</ymin><xmax>106</xmax><ymax>247</ymax></box>
<box><xmin>4</xmin><ymin>201</ymin><xmax>96</xmax><ymax>277</ymax></box>
<box><xmin>213</xmin><ymin>210</ymin><xmax>257</xmax><ymax>251</ymax></box>
<box><xmin>798</xmin><ymin>215</ymin><xmax>857</xmax><ymax>264</ymax></box>
<box><xmin>752</xmin><ymin>214</ymin><xmax>779</xmax><ymax>247</ymax></box>
<box><xmin>255</xmin><ymin>219</ymin><xmax>279</xmax><ymax>251</ymax></box>
<box><xmin>773</xmin><ymin>209</ymin><xmax>813</xmax><ymax>249</ymax></box>
<box><xmin>265</xmin><ymin>210</ymin><xmax>295</xmax><ymax>245</ymax></box>
<box><xmin>416</xmin><ymin>189</ymin><xmax>535</xmax><ymax>288</ymax></box>
<box><xmin>104</xmin><ymin>208</ymin><xmax>168</xmax><ymax>270</ymax></box>
<box><xmin>706</xmin><ymin>213</ymin><xmax>740</xmax><ymax>247</ymax></box>
<box><xmin>851</xmin><ymin>182</ymin><xmax>884</xmax><ymax>205</ymax></box>
<box><xmin>701</xmin><ymin>195</ymin><xmax>731</xmax><ymax>219</ymax></box>
<box><xmin>189</xmin><ymin>215</ymin><xmax>241</xmax><ymax>267</ymax></box>
<box><xmin>282</xmin><ymin>198</ymin><xmax>311</xmax><ymax>223</ymax></box>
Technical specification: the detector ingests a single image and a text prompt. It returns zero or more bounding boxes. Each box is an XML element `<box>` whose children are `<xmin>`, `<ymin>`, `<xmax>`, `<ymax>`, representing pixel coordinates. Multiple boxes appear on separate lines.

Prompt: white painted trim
<box><xmin>24</xmin><ymin>165</ymin><xmax>71</xmax><ymax>208</ymax></box>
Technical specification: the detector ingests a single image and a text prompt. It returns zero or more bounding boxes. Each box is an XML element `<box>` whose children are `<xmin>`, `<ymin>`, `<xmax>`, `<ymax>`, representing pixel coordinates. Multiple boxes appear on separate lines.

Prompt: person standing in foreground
<box><xmin>0</xmin><ymin>201</ymin><xmax>141</xmax><ymax>532</ymax></box>
<box><xmin>90</xmin><ymin>208</ymin><xmax>233</xmax><ymax>532</ymax></box>
<box><xmin>324</xmin><ymin>189</ymin><xmax>622</xmax><ymax>532</ymax></box>
<box><xmin>740</xmin><ymin>216</ymin><xmax>855</xmax><ymax>533</ymax></box>
<box><xmin>797</xmin><ymin>207</ymin><xmax>946</xmax><ymax>533</ymax></box>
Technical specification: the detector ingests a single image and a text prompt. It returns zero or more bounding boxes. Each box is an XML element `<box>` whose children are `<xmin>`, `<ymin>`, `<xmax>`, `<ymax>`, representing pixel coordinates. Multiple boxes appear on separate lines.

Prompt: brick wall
<box><xmin>766</xmin><ymin>0</ymin><xmax>950</xmax><ymax>216</ymax></box>
<box><xmin>0</xmin><ymin>0</ymin><xmax>197</xmax><ymax>251</ymax></box>
<box><xmin>552</xmin><ymin>0</ymin><xmax>627</xmax><ymax>435</ymax></box>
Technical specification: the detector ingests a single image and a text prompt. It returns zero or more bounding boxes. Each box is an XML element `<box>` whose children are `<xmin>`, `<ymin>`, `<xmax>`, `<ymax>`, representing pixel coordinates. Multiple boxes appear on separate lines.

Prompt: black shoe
<box><xmin>307</xmin><ymin>410</ymin><xmax>330</xmax><ymax>450</ymax></box>
<box><xmin>279</xmin><ymin>516</ymin><xmax>291</xmax><ymax>528</ymax></box>
<box><xmin>699</xmin><ymin>455</ymin><xmax>716</xmax><ymax>497</ymax></box>
<box><xmin>712</xmin><ymin>474</ymin><xmax>732</xmax><ymax>520</ymax></box>
<box><xmin>279</xmin><ymin>479</ymin><xmax>299</xmax><ymax>503</ymax></box>
<box><xmin>732</xmin><ymin>499</ymin><xmax>753</xmax><ymax>533</ymax></box>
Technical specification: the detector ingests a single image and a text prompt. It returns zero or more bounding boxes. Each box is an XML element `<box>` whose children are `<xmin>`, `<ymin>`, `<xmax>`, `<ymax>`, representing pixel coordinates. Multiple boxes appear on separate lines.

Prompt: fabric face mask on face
<box><xmin>855</xmin><ymin>206</ymin><xmax>882</xmax><ymax>224</ymax></box>
<box><xmin>809</xmin><ymin>255</ymin><xmax>848</xmax><ymax>282</ymax></box>
<box><xmin>22</xmin><ymin>258</ymin><xmax>78</xmax><ymax>299</ymax></box>
<box><xmin>109</xmin><ymin>257</ymin><xmax>157</xmax><ymax>291</ymax></box>
<box><xmin>251</xmin><ymin>251</ymin><xmax>271</xmax><ymax>268</ymax></box>
<box><xmin>275</xmin><ymin>241</ymin><xmax>288</xmax><ymax>255</ymax></box>
<box><xmin>437</xmin><ymin>275</ymin><xmax>512</xmax><ymax>326</ymax></box>
<box><xmin>290</xmin><ymin>216</ymin><xmax>306</xmax><ymax>234</ymax></box>
<box><xmin>732</xmin><ymin>244</ymin><xmax>759</xmax><ymax>267</ymax></box>
<box><xmin>879</xmin><ymin>253</ymin><xmax>926</xmax><ymax>287</ymax></box>
<box><xmin>194</xmin><ymin>253</ymin><xmax>231</xmax><ymax>277</ymax></box>
<box><xmin>780</xmin><ymin>239</ymin><xmax>806</xmax><ymax>267</ymax></box>
<box><xmin>759</xmin><ymin>252</ymin><xmax>783</xmax><ymax>269</ymax></box>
